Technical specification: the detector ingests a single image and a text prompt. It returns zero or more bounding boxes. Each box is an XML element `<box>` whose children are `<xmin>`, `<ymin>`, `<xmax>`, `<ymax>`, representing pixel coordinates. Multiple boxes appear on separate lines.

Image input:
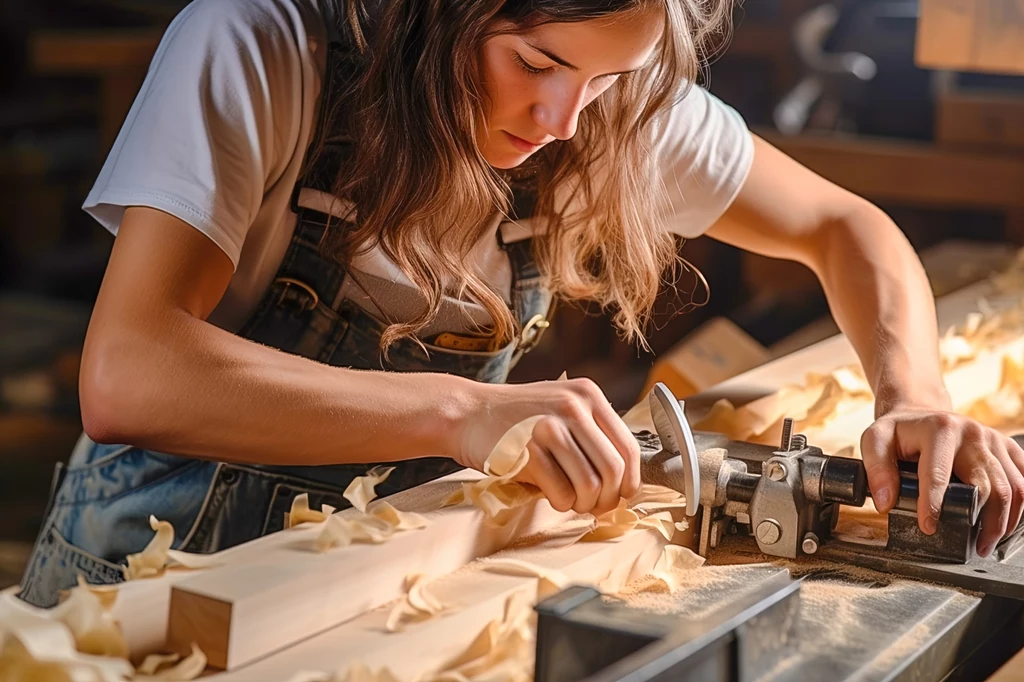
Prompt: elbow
<box><xmin>79</xmin><ymin>340</ymin><xmax>146</xmax><ymax>445</ymax></box>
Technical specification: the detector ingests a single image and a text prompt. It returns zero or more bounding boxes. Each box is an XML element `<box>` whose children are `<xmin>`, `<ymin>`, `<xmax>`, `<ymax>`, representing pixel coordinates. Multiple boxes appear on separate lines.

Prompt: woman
<box><xmin>20</xmin><ymin>0</ymin><xmax>1024</xmax><ymax>608</ymax></box>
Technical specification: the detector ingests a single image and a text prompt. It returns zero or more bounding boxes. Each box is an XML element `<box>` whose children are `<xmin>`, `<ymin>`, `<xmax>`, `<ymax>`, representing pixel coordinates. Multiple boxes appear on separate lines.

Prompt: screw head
<box><xmin>802</xmin><ymin>532</ymin><xmax>819</xmax><ymax>555</ymax></box>
<box><xmin>767</xmin><ymin>462</ymin><xmax>787</xmax><ymax>482</ymax></box>
<box><xmin>756</xmin><ymin>520</ymin><xmax>782</xmax><ymax>545</ymax></box>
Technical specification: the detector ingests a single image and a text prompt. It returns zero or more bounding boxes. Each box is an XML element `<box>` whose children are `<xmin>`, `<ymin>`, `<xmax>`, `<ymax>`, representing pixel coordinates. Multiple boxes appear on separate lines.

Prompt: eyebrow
<box><xmin>521</xmin><ymin>39</ymin><xmax>640</xmax><ymax>78</ymax></box>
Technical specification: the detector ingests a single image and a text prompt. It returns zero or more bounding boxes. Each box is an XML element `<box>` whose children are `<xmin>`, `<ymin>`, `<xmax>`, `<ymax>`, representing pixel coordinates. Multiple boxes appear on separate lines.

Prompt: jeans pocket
<box><xmin>19</xmin><ymin>523</ymin><xmax>124</xmax><ymax>609</ymax></box>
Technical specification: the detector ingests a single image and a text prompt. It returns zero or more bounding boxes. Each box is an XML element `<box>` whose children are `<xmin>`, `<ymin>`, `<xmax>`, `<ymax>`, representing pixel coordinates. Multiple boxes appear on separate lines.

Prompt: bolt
<box><xmin>767</xmin><ymin>462</ymin><xmax>788</xmax><ymax>482</ymax></box>
<box><xmin>756</xmin><ymin>520</ymin><xmax>782</xmax><ymax>545</ymax></box>
<box><xmin>780</xmin><ymin>418</ymin><xmax>794</xmax><ymax>451</ymax></box>
<box><xmin>802</xmin><ymin>532</ymin><xmax>819</xmax><ymax>555</ymax></box>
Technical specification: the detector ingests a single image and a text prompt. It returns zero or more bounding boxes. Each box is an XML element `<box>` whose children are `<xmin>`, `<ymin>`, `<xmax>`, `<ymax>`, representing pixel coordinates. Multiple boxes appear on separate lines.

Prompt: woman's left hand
<box><xmin>861</xmin><ymin>407</ymin><xmax>1024</xmax><ymax>557</ymax></box>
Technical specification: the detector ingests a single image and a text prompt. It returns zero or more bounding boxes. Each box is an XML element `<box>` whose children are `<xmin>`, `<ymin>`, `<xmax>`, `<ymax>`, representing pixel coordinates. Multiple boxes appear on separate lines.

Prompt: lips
<box><xmin>504</xmin><ymin>131</ymin><xmax>544</xmax><ymax>152</ymax></box>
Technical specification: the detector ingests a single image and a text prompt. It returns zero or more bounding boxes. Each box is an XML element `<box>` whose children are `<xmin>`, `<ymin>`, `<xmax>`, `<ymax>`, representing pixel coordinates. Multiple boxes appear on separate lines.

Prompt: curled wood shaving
<box><xmin>52</xmin><ymin>576</ymin><xmax>128</xmax><ymax>659</ymax></box>
<box><xmin>286</xmin><ymin>493</ymin><xmax>337</xmax><ymax>529</ymax></box>
<box><xmin>137</xmin><ymin>652</ymin><xmax>180</xmax><ymax>676</ymax></box>
<box><xmin>0</xmin><ymin>597</ymin><xmax>132</xmax><ymax>682</ymax></box>
<box><xmin>369</xmin><ymin>501</ymin><xmax>428</xmax><ymax>530</ymax></box>
<box><xmin>135</xmin><ymin>643</ymin><xmax>206</xmax><ymax>680</ymax></box>
<box><xmin>122</xmin><ymin>517</ymin><xmax>223</xmax><ymax>580</ymax></box>
<box><xmin>425</xmin><ymin>591</ymin><xmax>534</xmax><ymax>682</ymax></box>
<box><xmin>345</xmin><ymin>466</ymin><xmax>397</xmax><ymax>513</ymax></box>
<box><xmin>314</xmin><ymin>500</ymin><xmax>427</xmax><ymax>552</ymax></box>
<box><xmin>580</xmin><ymin>499</ymin><xmax>640</xmax><ymax>542</ymax></box>
<box><xmin>385</xmin><ymin>574</ymin><xmax>445</xmax><ymax>633</ymax></box>
<box><xmin>123</xmin><ymin>516</ymin><xmax>173</xmax><ymax>581</ymax></box>
<box><xmin>636</xmin><ymin>512</ymin><xmax>678</xmax><ymax>542</ymax></box>
<box><xmin>479</xmin><ymin>558</ymin><xmax>569</xmax><ymax>601</ymax></box>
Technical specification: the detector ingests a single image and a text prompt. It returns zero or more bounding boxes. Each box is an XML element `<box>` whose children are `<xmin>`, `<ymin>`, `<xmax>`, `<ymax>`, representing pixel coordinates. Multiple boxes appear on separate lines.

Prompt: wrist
<box><xmin>873</xmin><ymin>379</ymin><xmax>952</xmax><ymax>418</ymax></box>
<box><xmin>432</xmin><ymin>373</ymin><xmax>494</xmax><ymax>464</ymax></box>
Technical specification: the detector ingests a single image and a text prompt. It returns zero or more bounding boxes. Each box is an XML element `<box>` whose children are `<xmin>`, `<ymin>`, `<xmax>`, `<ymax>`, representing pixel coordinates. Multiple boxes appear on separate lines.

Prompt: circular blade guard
<box><xmin>649</xmin><ymin>382</ymin><xmax>701</xmax><ymax>517</ymax></box>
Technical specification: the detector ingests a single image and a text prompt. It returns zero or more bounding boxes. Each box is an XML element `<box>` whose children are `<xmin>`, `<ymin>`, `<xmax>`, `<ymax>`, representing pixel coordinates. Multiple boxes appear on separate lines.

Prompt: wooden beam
<box><xmin>759</xmin><ymin>131</ymin><xmax>1024</xmax><ymax>211</ymax></box>
<box><xmin>207</xmin><ymin>523</ymin><xmax>670</xmax><ymax>681</ymax></box>
<box><xmin>917</xmin><ymin>0</ymin><xmax>1024</xmax><ymax>76</ymax></box>
<box><xmin>166</xmin><ymin>472</ymin><xmax>575</xmax><ymax>670</ymax></box>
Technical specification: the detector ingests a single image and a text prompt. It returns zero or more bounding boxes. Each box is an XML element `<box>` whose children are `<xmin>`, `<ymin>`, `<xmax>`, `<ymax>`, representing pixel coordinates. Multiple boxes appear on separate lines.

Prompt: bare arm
<box><xmin>80</xmin><ymin>207</ymin><xmax>640</xmax><ymax>515</ymax></box>
<box><xmin>707</xmin><ymin>134</ymin><xmax>1024</xmax><ymax>555</ymax></box>
<box><xmin>80</xmin><ymin>206</ymin><xmax>481</xmax><ymax>465</ymax></box>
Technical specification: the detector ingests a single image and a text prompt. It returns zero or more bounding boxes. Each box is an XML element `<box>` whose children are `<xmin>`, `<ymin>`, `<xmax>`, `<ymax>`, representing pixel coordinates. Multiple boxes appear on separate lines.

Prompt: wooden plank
<box><xmin>206</xmin><ymin>521</ymin><xmax>670</xmax><ymax>682</ymax></box>
<box><xmin>166</xmin><ymin>471</ymin><xmax>575</xmax><ymax>670</ymax></box>
<box><xmin>917</xmin><ymin>0</ymin><xmax>1024</xmax><ymax>75</ymax></box>
<box><xmin>759</xmin><ymin>131</ymin><xmax>1024</xmax><ymax>211</ymax></box>
<box><xmin>916</xmin><ymin>0</ymin><xmax>976</xmax><ymax>71</ymax></box>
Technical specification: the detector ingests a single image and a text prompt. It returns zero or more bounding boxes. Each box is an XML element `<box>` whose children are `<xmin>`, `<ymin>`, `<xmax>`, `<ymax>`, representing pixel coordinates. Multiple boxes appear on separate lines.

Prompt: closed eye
<box><xmin>513</xmin><ymin>52</ymin><xmax>547</xmax><ymax>76</ymax></box>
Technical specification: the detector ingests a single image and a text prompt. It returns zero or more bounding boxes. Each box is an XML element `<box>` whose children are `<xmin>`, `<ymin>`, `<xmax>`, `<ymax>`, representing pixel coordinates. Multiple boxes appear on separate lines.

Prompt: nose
<box><xmin>532</xmin><ymin>86</ymin><xmax>589</xmax><ymax>141</ymax></box>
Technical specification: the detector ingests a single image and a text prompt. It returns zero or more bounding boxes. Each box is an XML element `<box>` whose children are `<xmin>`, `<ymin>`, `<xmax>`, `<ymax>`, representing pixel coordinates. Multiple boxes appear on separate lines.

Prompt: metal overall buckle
<box><xmin>274</xmin><ymin>277</ymin><xmax>320</xmax><ymax>312</ymax></box>
<box><xmin>518</xmin><ymin>313</ymin><xmax>550</xmax><ymax>353</ymax></box>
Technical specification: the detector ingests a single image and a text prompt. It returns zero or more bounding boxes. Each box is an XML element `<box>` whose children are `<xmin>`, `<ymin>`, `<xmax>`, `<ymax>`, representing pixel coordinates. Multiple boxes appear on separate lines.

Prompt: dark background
<box><xmin>1</xmin><ymin>0</ymin><xmax>1022</xmax><ymax>588</ymax></box>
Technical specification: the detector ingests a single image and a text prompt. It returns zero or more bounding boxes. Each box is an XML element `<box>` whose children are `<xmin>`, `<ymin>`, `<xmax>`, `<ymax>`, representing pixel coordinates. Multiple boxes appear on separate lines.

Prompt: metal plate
<box><xmin>648</xmin><ymin>383</ymin><xmax>700</xmax><ymax>517</ymax></box>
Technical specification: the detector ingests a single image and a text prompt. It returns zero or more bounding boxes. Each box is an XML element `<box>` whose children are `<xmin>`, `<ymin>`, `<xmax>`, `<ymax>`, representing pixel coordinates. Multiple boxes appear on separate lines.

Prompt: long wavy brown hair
<box><xmin>318</xmin><ymin>0</ymin><xmax>734</xmax><ymax>352</ymax></box>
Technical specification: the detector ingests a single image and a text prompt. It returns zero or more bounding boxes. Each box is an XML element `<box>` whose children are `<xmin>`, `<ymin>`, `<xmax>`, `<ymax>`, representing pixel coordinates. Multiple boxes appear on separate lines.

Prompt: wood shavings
<box><xmin>314</xmin><ymin>499</ymin><xmax>428</xmax><ymax>552</ymax></box>
<box><xmin>137</xmin><ymin>652</ymin><xmax>180</xmax><ymax>676</ymax></box>
<box><xmin>425</xmin><ymin>591</ymin><xmax>534</xmax><ymax>682</ymax></box>
<box><xmin>315</xmin><ymin>515</ymin><xmax>395</xmax><ymax>552</ymax></box>
<box><xmin>345</xmin><ymin>466</ymin><xmax>397</xmax><ymax>513</ymax></box>
<box><xmin>369</xmin><ymin>501</ymin><xmax>428</xmax><ymax>530</ymax></box>
<box><xmin>479</xmin><ymin>558</ymin><xmax>569</xmax><ymax>601</ymax></box>
<box><xmin>123</xmin><ymin>516</ymin><xmax>173</xmax><ymax>581</ymax></box>
<box><xmin>636</xmin><ymin>512</ymin><xmax>678</xmax><ymax>542</ymax></box>
<box><xmin>0</xmin><ymin>597</ymin><xmax>133</xmax><ymax>682</ymax></box>
<box><xmin>693</xmin><ymin>365</ymin><xmax>872</xmax><ymax>444</ymax></box>
<box><xmin>286</xmin><ymin>493</ymin><xmax>337</xmax><ymax>529</ymax></box>
<box><xmin>52</xmin><ymin>576</ymin><xmax>128</xmax><ymax>659</ymax></box>
<box><xmin>385</xmin><ymin>575</ymin><xmax>445</xmax><ymax>633</ymax></box>
<box><xmin>134</xmin><ymin>643</ymin><xmax>206</xmax><ymax>680</ymax></box>
<box><xmin>121</xmin><ymin>516</ymin><xmax>223</xmax><ymax>579</ymax></box>
<box><xmin>961</xmin><ymin>354</ymin><xmax>1024</xmax><ymax>428</ymax></box>
<box><xmin>580</xmin><ymin>499</ymin><xmax>640</xmax><ymax>542</ymax></box>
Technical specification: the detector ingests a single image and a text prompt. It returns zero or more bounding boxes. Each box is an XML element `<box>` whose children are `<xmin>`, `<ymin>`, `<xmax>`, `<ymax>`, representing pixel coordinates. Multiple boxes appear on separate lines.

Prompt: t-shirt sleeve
<box><xmin>83</xmin><ymin>0</ymin><xmax>310</xmax><ymax>268</ymax></box>
<box><xmin>654</xmin><ymin>85</ymin><xmax>754</xmax><ymax>239</ymax></box>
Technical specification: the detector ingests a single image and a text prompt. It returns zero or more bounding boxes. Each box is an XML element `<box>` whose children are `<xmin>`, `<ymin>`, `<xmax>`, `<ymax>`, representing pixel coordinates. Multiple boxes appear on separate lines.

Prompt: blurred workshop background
<box><xmin>1</xmin><ymin>0</ymin><xmax>1022</xmax><ymax>589</ymax></box>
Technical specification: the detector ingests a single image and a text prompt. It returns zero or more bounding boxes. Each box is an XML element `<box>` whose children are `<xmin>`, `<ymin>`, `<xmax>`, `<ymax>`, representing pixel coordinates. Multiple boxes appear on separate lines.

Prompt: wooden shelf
<box><xmin>759</xmin><ymin>129</ymin><xmax>1024</xmax><ymax>211</ymax></box>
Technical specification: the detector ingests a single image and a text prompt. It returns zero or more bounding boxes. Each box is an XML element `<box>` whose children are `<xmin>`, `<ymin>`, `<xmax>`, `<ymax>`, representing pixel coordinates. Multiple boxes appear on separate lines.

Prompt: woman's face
<box><xmin>477</xmin><ymin>7</ymin><xmax>665</xmax><ymax>169</ymax></box>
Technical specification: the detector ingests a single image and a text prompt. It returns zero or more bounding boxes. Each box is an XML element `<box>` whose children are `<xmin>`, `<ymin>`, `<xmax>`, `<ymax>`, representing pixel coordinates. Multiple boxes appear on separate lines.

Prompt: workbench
<box><xmin>4</xmin><ymin>272</ymin><xmax>1024</xmax><ymax>681</ymax></box>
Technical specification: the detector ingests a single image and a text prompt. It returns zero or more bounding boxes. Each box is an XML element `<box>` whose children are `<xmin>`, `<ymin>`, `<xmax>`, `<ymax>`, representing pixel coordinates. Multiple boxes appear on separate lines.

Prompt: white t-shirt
<box><xmin>83</xmin><ymin>0</ymin><xmax>755</xmax><ymax>334</ymax></box>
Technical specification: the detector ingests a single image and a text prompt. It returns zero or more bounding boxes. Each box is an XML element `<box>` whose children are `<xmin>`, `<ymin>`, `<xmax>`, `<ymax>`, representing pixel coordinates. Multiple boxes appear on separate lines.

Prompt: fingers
<box><xmin>532</xmin><ymin>417</ymin><xmax>607</xmax><ymax>514</ymax></box>
<box><xmin>907</xmin><ymin>416</ymin><xmax>959</xmax><ymax>535</ymax></box>
<box><xmin>521</xmin><ymin>440</ymin><xmax>575</xmax><ymax>512</ymax></box>
<box><xmin>1004</xmin><ymin>436</ymin><xmax>1024</xmax><ymax>536</ymax></box>
<box><xmin>992</xmin><ymin>436</ymin><xmax>1024</xmax><ymax>540</ymax></box>
<box><xmin>860</xmin><ymin>420</ymin><xmax>901</xmax><ymax>514</ymax></box>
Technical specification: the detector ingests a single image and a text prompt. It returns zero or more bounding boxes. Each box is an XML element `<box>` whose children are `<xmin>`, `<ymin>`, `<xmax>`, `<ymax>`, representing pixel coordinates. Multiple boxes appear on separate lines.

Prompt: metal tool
<box><xmin>639</xmin><ymin>382</ymin><xmax>1024</xmax><ymax>598</ymax></box>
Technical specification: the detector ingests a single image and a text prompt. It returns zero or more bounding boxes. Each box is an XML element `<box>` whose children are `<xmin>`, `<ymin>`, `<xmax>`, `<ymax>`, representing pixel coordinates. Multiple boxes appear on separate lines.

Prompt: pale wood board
<box><xmin>166</xmin><ymin>471</ymin><xmax>576</xmax><ymax>669</ymax></box>
<box><xmin>204</xmin><ymin>523</ymin><xmax>670</xmax><ymax>682</ymax></box>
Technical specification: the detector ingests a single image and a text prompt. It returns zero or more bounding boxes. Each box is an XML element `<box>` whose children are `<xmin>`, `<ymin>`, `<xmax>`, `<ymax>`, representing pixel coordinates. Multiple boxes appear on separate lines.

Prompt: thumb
<box><xmin>860</xmin><ymin>419</ymin><xmax>901</xmax><ymax>514</ymax></box>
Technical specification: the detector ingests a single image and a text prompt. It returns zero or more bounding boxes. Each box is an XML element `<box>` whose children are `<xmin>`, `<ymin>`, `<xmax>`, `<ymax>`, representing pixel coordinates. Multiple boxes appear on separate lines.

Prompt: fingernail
<box><xmin>923</xmin><ymin>515</ymin><xmax>937</xmax><ymax>535</ymax></box>
<box><xmin>979</xmin><ymin>541</ymin><xmax>995</xmax><ymax>558</ymax></box>
<box><xmin>875</xmin><ymin>488</ymin><xmax>892</xmax><ymax>512</ymax></box>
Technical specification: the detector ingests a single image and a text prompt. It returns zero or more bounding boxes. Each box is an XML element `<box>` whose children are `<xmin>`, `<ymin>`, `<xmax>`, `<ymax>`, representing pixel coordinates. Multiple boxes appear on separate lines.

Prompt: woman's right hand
<box><xmin>456</xmin><ymin>377</ymin><xmax>641</xmax><ymax>516</ymax></box>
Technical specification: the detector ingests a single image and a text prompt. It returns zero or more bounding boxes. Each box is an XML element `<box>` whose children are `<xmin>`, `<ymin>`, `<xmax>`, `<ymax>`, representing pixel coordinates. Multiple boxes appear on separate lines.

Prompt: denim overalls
<box><xmin>19</xmin><ymin>23</ymin><xmax>553</xmax><ymax>608</ymax></box>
